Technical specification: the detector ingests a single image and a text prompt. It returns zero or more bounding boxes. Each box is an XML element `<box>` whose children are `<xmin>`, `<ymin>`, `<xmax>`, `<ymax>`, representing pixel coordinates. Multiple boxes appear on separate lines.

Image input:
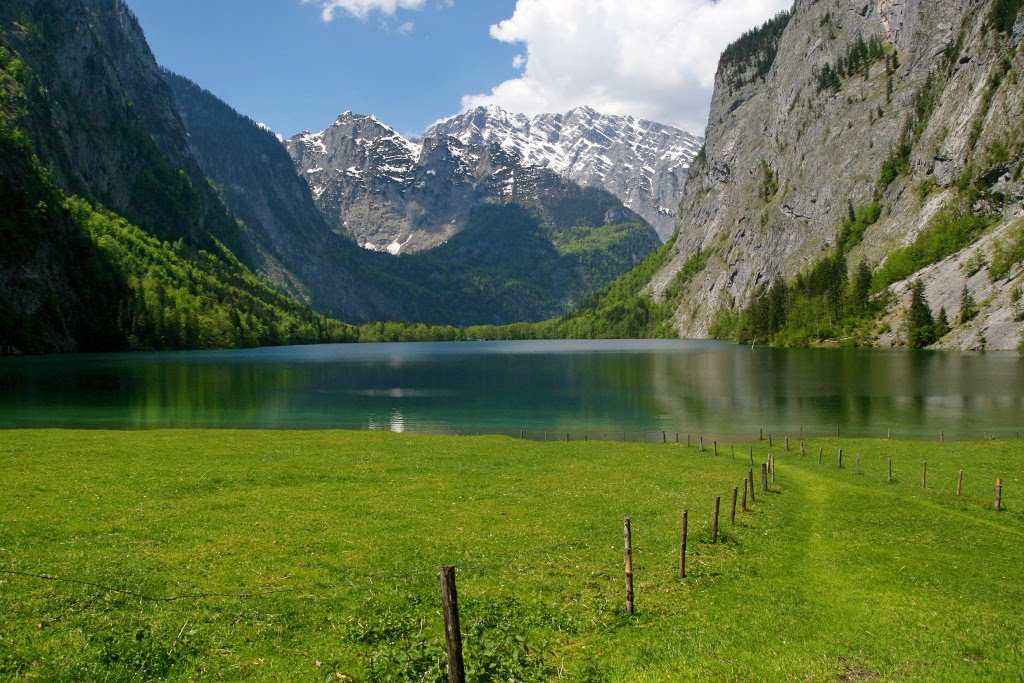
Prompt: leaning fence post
<box><xmin>957</xmin><ymin>469</ymin><xmax>963</xmax><ymax>496</ymax></box>
<box><xmin>679</xmin><ymin>510</ymin><xmax>688</xmax><ymax>579</ymax></box>
<box><xmin>749</xmin><ymin>468</ymin><xmax>756</xmax><ymax>503</ymax></box>
<box><xmin>663</xmin><ymin>430</ymin><xmax>667</xmax><ymax>443</ymax></box>
<box><xmin>995</xmin><ymin>479</ymin><xmax>1003</xmax><ymax>511</ymax></box>
<box><xmin>624</xmin><ymin>517</ymin><xmax>635</xmax><ymax>614</ymax></box>
<box><xmin>439</xmin><ymin>565</ymin><xmax>466</xmax><ymax>683</ymax></box>
<box><xmin>730</xmin><ymin>486</ymin><xmax>738</xmax><ymax>525</ymax></box>
<box><xmin>818</xmin><ymin>446</ymin><xmax>823</xmax><ymax>464</ymax></box>
<box><xmin>712</xmin><ymin>496</ymin><xmax>721</xmax><ymax>542</ymax></box>
<box><xmin>749</xmin><ymin>446</ymin><xmax>754</xmax><ymax>466</ymax></box>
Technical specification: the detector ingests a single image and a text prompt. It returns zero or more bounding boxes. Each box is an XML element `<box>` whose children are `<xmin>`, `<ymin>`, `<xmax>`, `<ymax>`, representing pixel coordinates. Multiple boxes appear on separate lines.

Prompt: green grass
<box><xmin>1</xmin><ymin>430</ymin><xmax>1022</xmax><ymax>681</ymax></box>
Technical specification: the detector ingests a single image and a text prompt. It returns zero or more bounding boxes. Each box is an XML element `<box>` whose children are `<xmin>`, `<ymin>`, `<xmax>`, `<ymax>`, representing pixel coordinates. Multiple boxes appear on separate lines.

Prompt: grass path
<box><xmin>0</xmin><ymin>430</ymin><xmax>1022</xmax><ymax>681</ymax></box>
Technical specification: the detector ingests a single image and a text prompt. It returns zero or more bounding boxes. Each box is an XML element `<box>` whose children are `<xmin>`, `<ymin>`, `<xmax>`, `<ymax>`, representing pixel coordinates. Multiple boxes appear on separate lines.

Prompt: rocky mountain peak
<box><xmin>427</xmin><ymin>104</ymin><xmax>703</xmax><ymax>239</ymax></box>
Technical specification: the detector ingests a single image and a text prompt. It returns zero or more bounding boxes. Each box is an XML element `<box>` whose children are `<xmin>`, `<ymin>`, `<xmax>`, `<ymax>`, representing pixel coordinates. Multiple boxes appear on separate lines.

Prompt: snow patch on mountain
<box><xmin>428</xmin><ymin>105</ymin><xmax>703</xmax><ymax>239</ymax></box>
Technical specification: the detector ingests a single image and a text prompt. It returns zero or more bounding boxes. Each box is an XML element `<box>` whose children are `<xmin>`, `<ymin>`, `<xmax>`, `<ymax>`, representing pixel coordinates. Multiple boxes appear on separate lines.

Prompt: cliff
<box><xmin>649</xmin><ymin>0</ymin><xmax>1024</xmax><ymax>350</ymax></box>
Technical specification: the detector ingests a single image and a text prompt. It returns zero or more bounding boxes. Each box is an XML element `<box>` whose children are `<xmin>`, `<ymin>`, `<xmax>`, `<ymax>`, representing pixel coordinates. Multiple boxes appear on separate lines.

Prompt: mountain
<box><xmin>640</xmin><ymin>0</ymin><xmax>1024</xmax><ymax>351</ymax></box>
<box><xmin>428</xmin><ymin>105</ymin><xmax>704</xmax><ymax>241</ymax></box>
<box><xmin>0</xmin><ymin>0</ymin><xmax>367</xmax><ymax>352</ymax></box>
<box><xmin>286</xmin><ymin>110</ymin><xmax>674</xmax><ymax>253</ymax></box>
<box><xmin>162</xmin><ymin>72</ymin><xmax>418</xmax><ymax>322</ymax></box>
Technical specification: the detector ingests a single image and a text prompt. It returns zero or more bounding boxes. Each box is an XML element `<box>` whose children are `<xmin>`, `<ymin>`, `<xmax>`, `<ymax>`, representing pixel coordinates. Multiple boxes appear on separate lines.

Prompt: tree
<box><xmin>935</xmin><ymin>307</ymin><xmax>950</xmax><ymax>338</ymax></box>
<box><xmin>849</xmin><ymin>260</ymin><xmax>872</xmax><ymax>316</ymax></box>
<box><xmin>958</xmin><ymin>285</ymin><xmax>977</xmax><ymax>324</ymax></box>
<box><xmin>907</xmin><ymin>280</ymin><xmax>935</xmax><ymax>348</ymax></box>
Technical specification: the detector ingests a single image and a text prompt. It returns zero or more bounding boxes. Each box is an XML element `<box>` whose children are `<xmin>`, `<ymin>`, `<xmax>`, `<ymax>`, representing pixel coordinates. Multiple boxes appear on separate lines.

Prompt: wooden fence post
<box><xmin>760</xmin><ymin>428</ymin><xmax>763</xmax><ymax>441</ymax></box>
<box><xmin>856</xmin><ymin>454</ymin><xmax>861</xmax><ymax>475</ymax></box>
<box><xmin>749</xmin><ymin>468</ymin><xmax>756</xmax><ymax>503</ymax></box>
<box><xmin>742</xmin><ymin>478</ymin><xmax>748</xmax><ymax>512</ymax></box>
<box><xmin>520</xmin><ymin>429</ymin><xmax>524</xmax><ymax>439</ymax></box>
<box><xmin>624</xmin><ymin>517</ymin><xmax>635</xmax><ymax>614</ymax></box>
<box><xmin>679</xmin><ymin>510</ymin><xmax>688</xmax><ymax>579</ymax></box>
<box><xmin>439</xmin><ymin>565</ymin><xmax>466</xmax><ymax>683</ymax></box>
<box><xmin>712</xmin><ymin>496</ymin><xmax>721</xmax><ymax>542</ymax></box>
<box><xmin>838</xmin><ymin>448</ymin><xmax>843</xmax><ymax>469</ymax></box>
<box><xmin>700</xmin><ymin>436</ymin><xmax>705</xmax><ymax>452</ymax></box>
<box><xmin>940</xmin><ymin>430</ymin><xmax>944</xmax><ymax>443</ymax></box>
<box><xmin>761</xmin><ymin>463</ymin><xmax>769</xmax><ymax>492</ymax></box>
<box><xmin>995</xmin><ymin>479</ymin><xmax>1003</xmax><ymax>511</ymax></box>
<box><xmin>785</xmin><ymin>436</ymin><xmax>790</xmax><ymax>452</ymax></box>
<box><xmin>687</xmin><ymin>434</ymin><xmax>691</xmax><ymax>447</ymax></box>
<box><xmin>818</xmin><ymin>446</ymin><xmax>823</xmax><ymax>464</ymax></box>
<box><xmin>731</xmin><ymin>486</ymin><xmax>738</xmax><ymax>525</ymax></box>
<box><xmin>749</xmin><ymin>446</ymin><xmax>754</xmax><ymax>466</ymax></box>
<box><xmin>714</xmin><ymin>440</ymin><xmax>719</xmax><ymax>457</ymax></box>
<box><xmin>731</xmin><ymin>445</ymin><xmax>736</xmax><ymax>462</ymax></box>
<box><xmin>957</xmin><ymin>469</ymin><xmax>963</xmax><ymax>496</ymax></box>
<box><xmin>922</xmin><ymin>461</ymin><xmax>927</xmax><ymax>489</ymax></box>
<box><xmin>800</xmin><ymin>441</ymin><xmax>805</xmax><ymax>457</ymax></box>
<box><xmin>662</xmin><ymin>430</ymin><xmax>667</xmax><ymax>443</ymax></box>
<box><xmin>888</xmin><ymin>458</ymin><xmax>892</xmax><ymax>483</ymax></box>
<box><xmin>769</xmin><ymin>433</ymin><xmax>773</xmax><ymax>447</ymax></box>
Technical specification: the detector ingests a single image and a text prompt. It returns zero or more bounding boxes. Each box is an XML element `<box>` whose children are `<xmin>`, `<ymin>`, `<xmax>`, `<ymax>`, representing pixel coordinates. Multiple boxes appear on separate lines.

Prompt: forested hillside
<box><xmin>0</xmin><ymin>2</ymin><xmax>353</xmax><ymax>353</ymax></box>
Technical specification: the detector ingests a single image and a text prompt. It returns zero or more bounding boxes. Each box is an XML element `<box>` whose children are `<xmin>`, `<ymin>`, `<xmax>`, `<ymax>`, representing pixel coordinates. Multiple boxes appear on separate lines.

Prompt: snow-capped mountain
<box><xmin>287</xmin><ymin>111</ymin><xmax>653</xmax><ymax>254</ymax></box>
<box><xmin>427</xmin><ymin>105</ymin><xmax>703</xmax><ymax>240</ymax></box>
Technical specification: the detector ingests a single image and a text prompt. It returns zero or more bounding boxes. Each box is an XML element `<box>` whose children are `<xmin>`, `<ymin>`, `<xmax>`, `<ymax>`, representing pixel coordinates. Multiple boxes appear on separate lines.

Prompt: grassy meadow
<box><xmin>0</xmin><ymin>429</ymin><xmax>1022</xmax><ymax>681</ymax></box>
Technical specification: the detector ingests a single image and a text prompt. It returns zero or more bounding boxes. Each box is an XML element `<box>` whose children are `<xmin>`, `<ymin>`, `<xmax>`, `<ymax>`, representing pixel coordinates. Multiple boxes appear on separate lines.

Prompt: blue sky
<box><xmin>126</xmin><ymin>0</ymin><xmax>519</xmax><ymax>137</ymax></box>
<box><xmin>125</xmin><ymin>0</ymin><xmax>791</xmax><ymax>138</ymax></box>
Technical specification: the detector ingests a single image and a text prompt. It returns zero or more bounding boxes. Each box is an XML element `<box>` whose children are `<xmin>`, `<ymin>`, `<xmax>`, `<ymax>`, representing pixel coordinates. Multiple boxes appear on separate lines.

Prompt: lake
<box><xmin>1</xmin><ymin>339</ymin><xmax>1022</xmax><ymax>439</ymax></box>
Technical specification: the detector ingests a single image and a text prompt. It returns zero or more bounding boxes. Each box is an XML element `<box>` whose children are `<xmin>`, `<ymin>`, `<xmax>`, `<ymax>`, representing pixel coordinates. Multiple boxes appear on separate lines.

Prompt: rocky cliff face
<box><xmin>0</xmin><ymin>0</ymin><xmax>246</xmax><ymax>254</ymax></box>
<box><xmin>428</xmin><ymin>105</ymin><xmax>703</xmax><ymax>241</ymax></box>
<box><xmin>648</xmin><ymin>0</ymin><xmax>1024</xmax><ymax>350</ymax></box>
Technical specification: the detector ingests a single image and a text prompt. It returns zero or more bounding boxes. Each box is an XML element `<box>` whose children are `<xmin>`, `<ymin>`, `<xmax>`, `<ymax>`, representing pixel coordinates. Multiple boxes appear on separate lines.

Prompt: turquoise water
<box><xmin>1</xmin><ymin>339</ymin><xmax>1022</xmax><ymax>439</ymax></box>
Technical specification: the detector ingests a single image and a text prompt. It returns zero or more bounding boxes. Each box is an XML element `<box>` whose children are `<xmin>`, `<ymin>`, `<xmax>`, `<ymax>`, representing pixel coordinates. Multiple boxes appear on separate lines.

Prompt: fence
<box><xmin>1</xmin><ymin>426</ymin><xmax>1015</xmax><ymax>682</ymax></box>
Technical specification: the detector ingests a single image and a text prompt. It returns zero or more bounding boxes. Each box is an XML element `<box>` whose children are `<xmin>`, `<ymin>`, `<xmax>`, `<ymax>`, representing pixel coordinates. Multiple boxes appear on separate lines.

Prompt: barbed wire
<box><xmin>0</xmin><ymin>537</ymin><xmax>603</xmax><ymax>604</ymax></box>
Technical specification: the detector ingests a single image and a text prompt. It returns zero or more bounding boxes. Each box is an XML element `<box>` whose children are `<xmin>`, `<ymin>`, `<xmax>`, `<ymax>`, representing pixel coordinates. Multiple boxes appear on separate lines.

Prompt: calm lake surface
<box><xmin>1</xmin><ymin>339</ymin><xmax>1022</xmax><ymax>439</ymax></box>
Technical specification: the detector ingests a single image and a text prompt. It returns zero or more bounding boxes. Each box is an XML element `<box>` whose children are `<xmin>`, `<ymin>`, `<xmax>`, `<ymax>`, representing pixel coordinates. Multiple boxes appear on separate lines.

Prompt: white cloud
<box><xmin>511</xmin><ymin>54</ymin><xmax>526</xmax><ymax>70</ymax></box>
<box><xmin>461</xmin><ymin>0</ymin><xmax>792</xmax><ymax>133</ymax></box>
<box><xmin>396</xmin><ymin>20</ymin><xmax>415</xmax><ymax>35</ymax></box>
<box><xmin>306</xmin><ymin>0</ymin><xmax>426</xmax><ymax>21</ymax></box>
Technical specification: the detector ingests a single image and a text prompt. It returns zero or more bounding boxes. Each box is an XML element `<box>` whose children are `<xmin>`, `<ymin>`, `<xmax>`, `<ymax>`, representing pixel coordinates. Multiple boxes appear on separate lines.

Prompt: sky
<box><xmin>125</xmin><ymin>0</ymin><xmax>791</xmax><ymax>139</ymax></box>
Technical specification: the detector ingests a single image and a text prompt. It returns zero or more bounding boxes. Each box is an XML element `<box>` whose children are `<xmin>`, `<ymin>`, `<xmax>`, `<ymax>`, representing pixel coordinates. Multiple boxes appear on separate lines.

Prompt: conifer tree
<box><xmin>907</xmin><ymin>280</ymin><xmax>935</xmax><ymax>348</ymax></box>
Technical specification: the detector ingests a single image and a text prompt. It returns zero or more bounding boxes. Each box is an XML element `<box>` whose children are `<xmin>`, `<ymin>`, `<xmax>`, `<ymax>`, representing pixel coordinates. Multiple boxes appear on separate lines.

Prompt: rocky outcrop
<box><xmin>649</xmin><ymin>0</ymin><xmax>1024</xmax><ymax>349</ymax></box>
